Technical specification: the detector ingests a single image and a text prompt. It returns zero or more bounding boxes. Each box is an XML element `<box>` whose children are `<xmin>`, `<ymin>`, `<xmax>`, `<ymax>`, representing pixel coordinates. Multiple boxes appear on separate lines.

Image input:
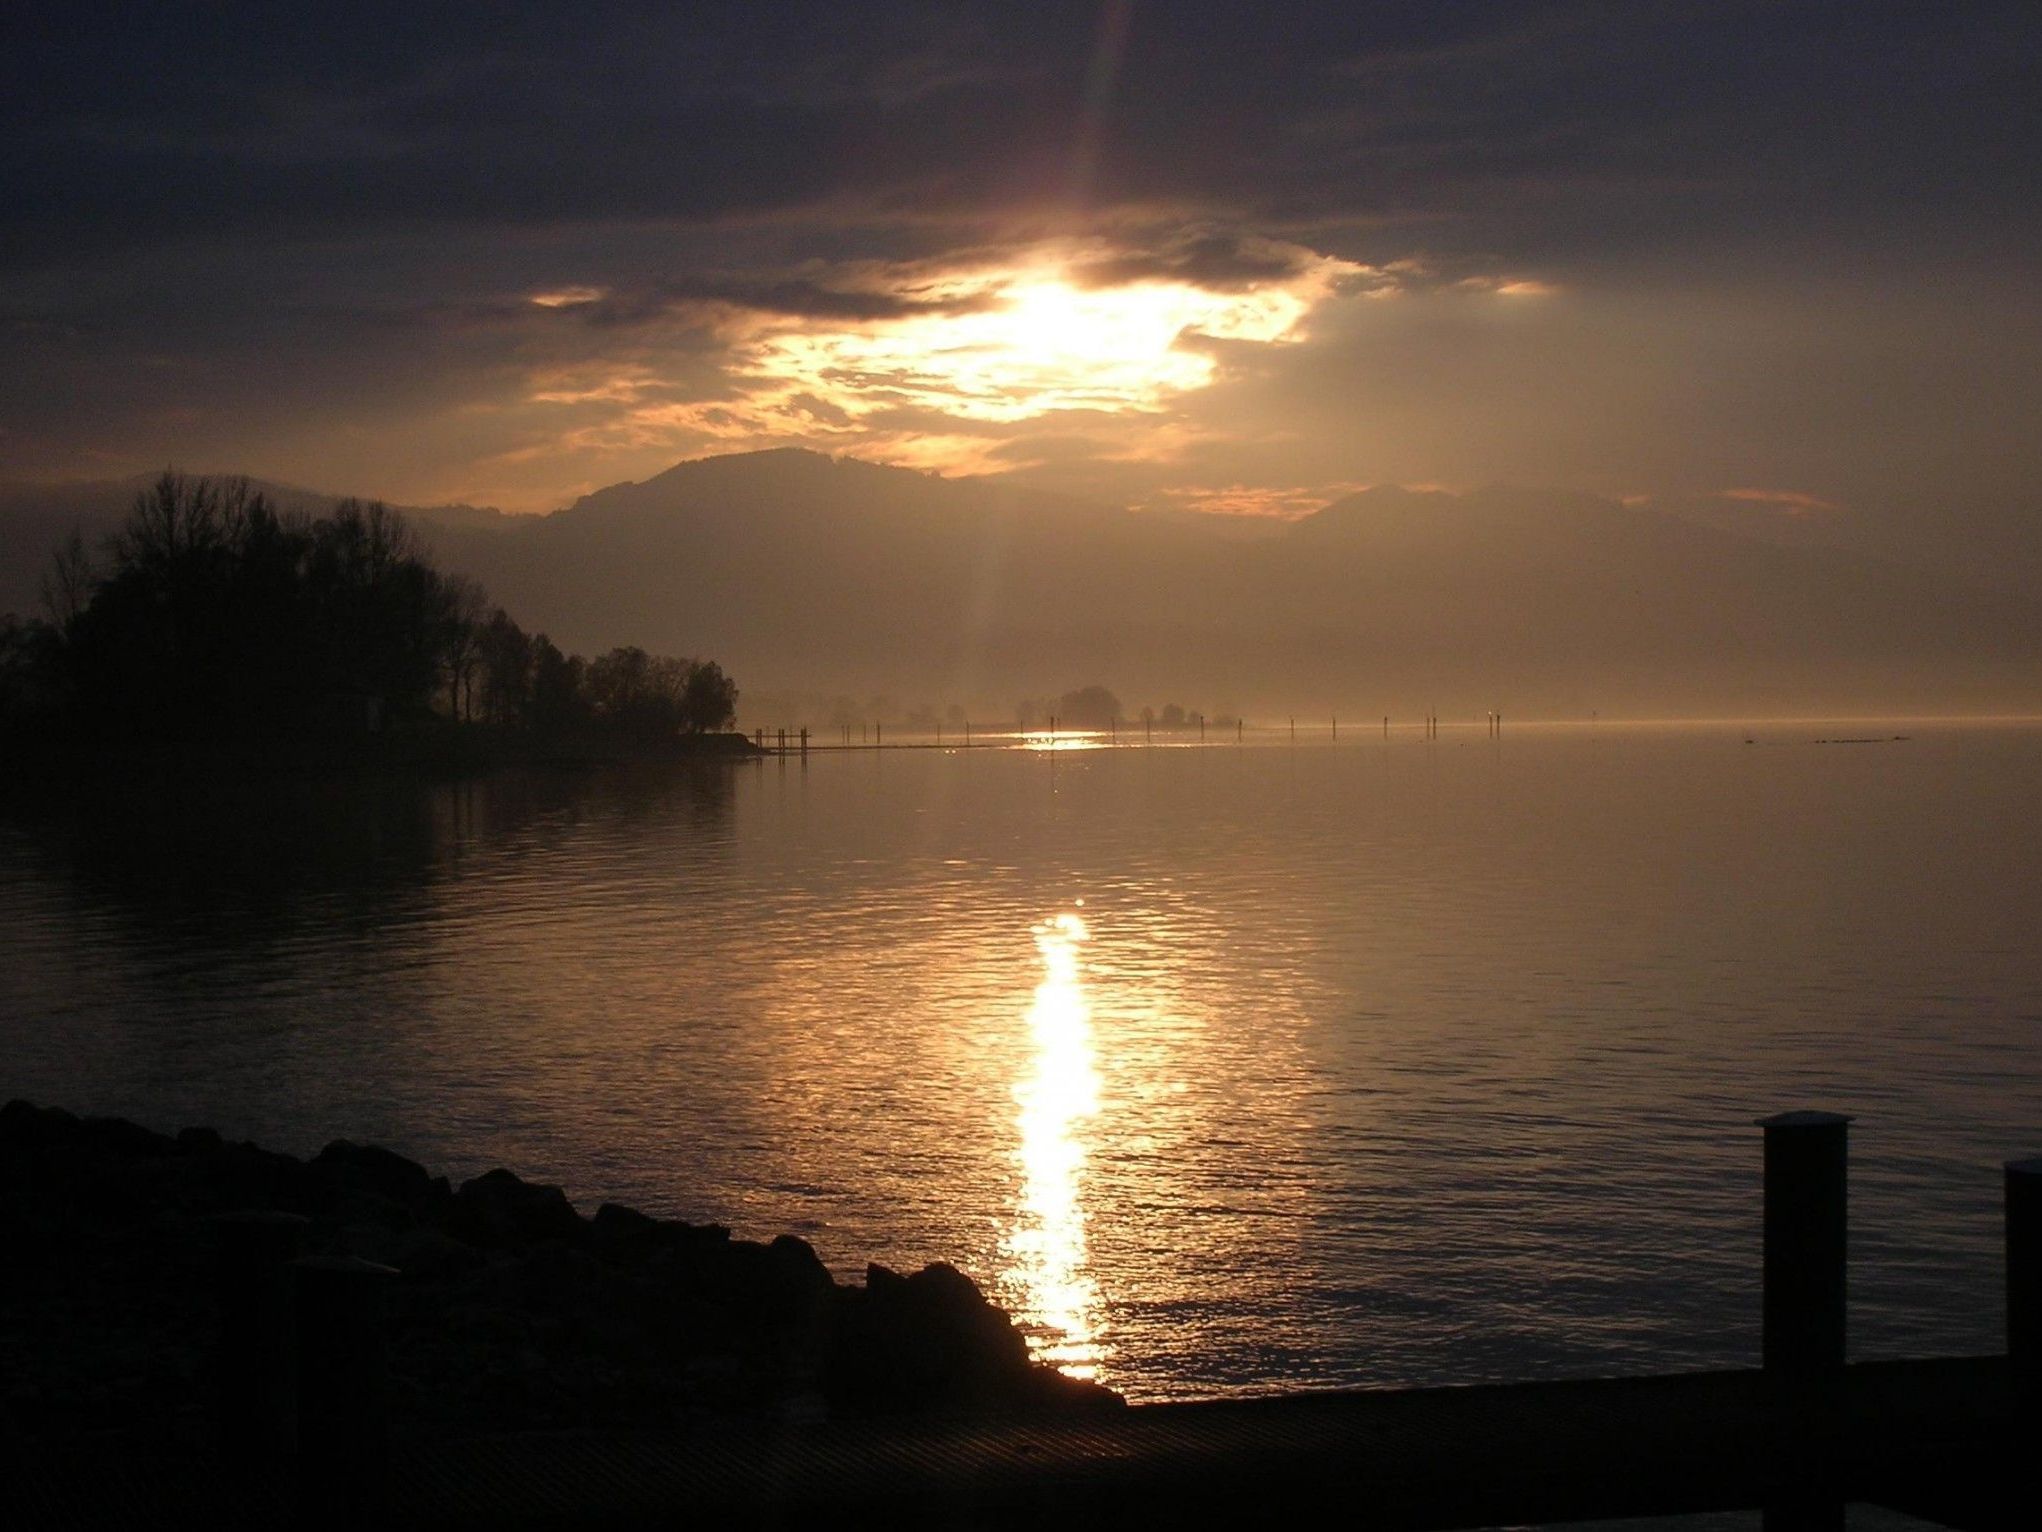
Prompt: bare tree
<box><xmin>40</xmin><ymin>530</ymin><xmax>96</xmax><ymax>632</ymax></box>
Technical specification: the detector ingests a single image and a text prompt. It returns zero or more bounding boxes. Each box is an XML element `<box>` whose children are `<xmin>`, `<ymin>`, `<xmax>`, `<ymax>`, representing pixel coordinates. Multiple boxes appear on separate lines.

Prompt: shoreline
<box><xmin>0</xmin><ymin>1099</ymin><xmax>1120</xmax><ymax>1450</ymax></box>
<box><xmin>0</xmin><ymin>727</ymin><xmax>766</xmax><ymax>793</ymax></box>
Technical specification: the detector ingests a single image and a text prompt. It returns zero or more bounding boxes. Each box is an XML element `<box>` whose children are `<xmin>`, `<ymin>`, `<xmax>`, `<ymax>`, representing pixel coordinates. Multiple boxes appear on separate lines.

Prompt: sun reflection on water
<box><xmin>1002</xmin><ymin>910</ymin><xmax>1108</xmax><ymax>1380</ymax></box>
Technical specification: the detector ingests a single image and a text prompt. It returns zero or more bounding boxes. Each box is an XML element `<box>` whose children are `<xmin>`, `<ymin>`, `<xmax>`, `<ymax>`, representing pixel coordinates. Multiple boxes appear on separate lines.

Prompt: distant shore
<box><xmin>0</xmin><ymin>1100</ymin><xmax>1119</xmax><ymax>1449</ymax></box>
<box><xmin>0</xmin><ymin>726</ymin><xmax>765</xmax><ymax>790</ymax></box>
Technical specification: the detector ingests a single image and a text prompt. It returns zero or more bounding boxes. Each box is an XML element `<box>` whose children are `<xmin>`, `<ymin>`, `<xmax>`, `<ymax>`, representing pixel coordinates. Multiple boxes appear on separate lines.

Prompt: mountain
<box><xmin>6</xmin><ymin>451</ymin><xmax>2038</xmax><ymax>718</ymax></box>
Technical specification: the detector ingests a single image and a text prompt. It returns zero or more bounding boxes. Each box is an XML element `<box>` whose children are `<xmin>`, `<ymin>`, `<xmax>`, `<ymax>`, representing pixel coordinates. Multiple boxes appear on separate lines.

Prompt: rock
<box><xmin>826</xmin><ymin>1261</ymin><xmax>1038</xmax><ymax>1414</ymax></box>
<box><xmin>168</xmin><ymin>1139</ymin><xmax>320</xmax><ymax>1216</ymax></box>
<box><xmin>589</xmin><ymin>1200</ymin><xmax>661</xmax><ymax>1264</ymax></box>
<box><xmin>0</xmin><ymin>1099</ymin><xmax>81</xmax><ymax>1148</ymax></box>
<box><xmin>311</xmin><ymin>1139</ymin><xmax>448</xmax><ymax>1224</ymax></box>
<box><xmin>449</xmin><ymin>1167</ymin><xmax>586</xmax><ymax>1249</ymax></box>
<box><xmin>380</xmin><ymin>1226</ymin><xmax>481</xmax><ymax>1281</ymax></box>
<box><xmin>1</xmin><ymin>1101</ymin><xmax>1125</xmax><ymax>1444</ymax></box>
<box><xmin>80</xmin><ymin>1116</ymin><xmax>176</xmax><ymax>1159</ymax></box>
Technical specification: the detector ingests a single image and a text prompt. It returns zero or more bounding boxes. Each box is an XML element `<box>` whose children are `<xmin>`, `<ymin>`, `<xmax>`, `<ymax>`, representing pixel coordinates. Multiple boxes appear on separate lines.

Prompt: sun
<box><xmin>741</xmin><ymin>264</ymin><xmax>1318</xmax><ymax>425</ymax></box>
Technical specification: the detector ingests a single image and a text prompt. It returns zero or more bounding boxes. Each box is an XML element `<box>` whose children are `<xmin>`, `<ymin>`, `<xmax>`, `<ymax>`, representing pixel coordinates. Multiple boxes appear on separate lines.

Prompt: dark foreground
<box><xmin>0</xmin><ymin>1099</ymin><xmax>1116</xmax><ymax>1454</ymax></box>
<box><xmin>6</xmin><ymin>1101</ymin><xmax>2031</xmax><ymax>1530</ymax></box>
<box><xmin>7</xmin><ymin>1357</ymin><xmax>2021</xmax><ymax>1528</ymax></box>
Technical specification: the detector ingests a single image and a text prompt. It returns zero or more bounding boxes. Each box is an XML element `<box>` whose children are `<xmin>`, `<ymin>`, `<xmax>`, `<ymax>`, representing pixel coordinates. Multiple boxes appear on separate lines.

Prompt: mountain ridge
<box><xmin>5</xmin><ymin>451</ymin><xmax>2037</xmax><ymax>717</ymax></box>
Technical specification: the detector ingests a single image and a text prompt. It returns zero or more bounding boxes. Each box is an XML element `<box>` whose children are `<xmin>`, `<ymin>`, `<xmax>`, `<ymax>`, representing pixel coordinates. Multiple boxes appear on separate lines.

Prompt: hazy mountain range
<box><xmin>5</xmin><ymin>450</ymin><xmax>2037</xmax><ymax>720</ymax></box>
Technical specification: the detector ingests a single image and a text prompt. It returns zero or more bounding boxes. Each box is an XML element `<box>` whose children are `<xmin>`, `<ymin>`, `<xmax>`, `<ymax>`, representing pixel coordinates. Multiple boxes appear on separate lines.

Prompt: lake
<box><xmin>3</xmin><ymin>719</ymin><xmax>2038</xmax><ymax>1404</ymax></box>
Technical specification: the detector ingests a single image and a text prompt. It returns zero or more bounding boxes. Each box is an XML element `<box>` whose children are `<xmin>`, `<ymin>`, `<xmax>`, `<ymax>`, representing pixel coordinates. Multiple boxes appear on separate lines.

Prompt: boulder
<box><xmin>0</xmin><ymin>1099</ymin><xmax>81</xmax><ymax>1149</ymax></box>
<box><xmin>311</xmin><ymin>1139</ymin><xmax>448</xmax><ymax>1223</ymax></box>
<box><xmin>449</xmin><ymin>1167</ymin><xmax>586</xmax><ymax>1249</ymax></box>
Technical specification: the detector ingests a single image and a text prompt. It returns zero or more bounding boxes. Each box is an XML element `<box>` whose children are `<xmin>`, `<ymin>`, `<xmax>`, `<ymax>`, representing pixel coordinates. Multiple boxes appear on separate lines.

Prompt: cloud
<box><xmin>1</xmin><ymin>1</ymin><xmax>2038</xmax><ymax>562</ymax></box>
<box><xmin>1720</xmin><ymin>487</ymin><xmax>1843</xmax><ymax>516</ymax></box>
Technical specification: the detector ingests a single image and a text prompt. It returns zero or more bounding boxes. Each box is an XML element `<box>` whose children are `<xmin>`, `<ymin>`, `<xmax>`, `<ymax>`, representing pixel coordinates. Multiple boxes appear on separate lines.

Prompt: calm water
<box><xmin>3</xmin><ymin>721</ymin><xmax>2039</xmax><ymax>1403</ymax></box>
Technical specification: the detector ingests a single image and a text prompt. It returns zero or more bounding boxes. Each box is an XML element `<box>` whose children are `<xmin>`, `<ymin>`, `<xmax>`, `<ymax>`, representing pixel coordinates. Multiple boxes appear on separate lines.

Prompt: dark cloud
<box><xmin>577</xmin><ymin>277</ymin><xmax>995</xmax><ymax>329</ymax></box>
<box><xmin>1</xmin><ymin>0</ymin><xmax>2039</xmax><ymax>556</ymax></box>
<box><xmin>1065</xmin><ymin>231</ymin><xmax>1324</xmax><ymax>291</ymax></box>
<box><xmin>8</xmin><ymin>3</ymin><xmax>2036</xmax><ymax>266</ymax></box>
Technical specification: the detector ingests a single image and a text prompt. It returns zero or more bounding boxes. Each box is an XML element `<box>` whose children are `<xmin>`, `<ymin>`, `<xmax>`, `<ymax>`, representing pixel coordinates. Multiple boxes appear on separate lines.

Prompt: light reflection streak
<box><xmin>1002</xmin><ymin>910</ymin><xmax>1108</xmax><ymax>1379</ymax></box>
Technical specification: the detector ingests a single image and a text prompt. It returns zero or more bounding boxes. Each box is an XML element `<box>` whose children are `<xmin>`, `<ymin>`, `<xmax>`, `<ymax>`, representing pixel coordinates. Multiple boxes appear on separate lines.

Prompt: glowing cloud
<box><xmin>732</xmin><ymin>249</ymin><xmax>1355</xmax><ymax>425</ymax></box>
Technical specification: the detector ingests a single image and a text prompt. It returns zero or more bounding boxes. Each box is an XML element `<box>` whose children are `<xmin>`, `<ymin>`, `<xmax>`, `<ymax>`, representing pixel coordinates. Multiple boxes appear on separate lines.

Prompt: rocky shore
<box><xmin>0</xmin><ymin>1100</ymin><xmax>1120</xmax><ymax>1449</ymax></box>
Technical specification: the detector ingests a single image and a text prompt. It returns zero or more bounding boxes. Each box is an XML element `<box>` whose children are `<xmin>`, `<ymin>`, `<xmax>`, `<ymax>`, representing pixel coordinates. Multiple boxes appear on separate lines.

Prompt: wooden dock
<box><xmin>7</xmin><ymin>1356</ymin><xmax>2022</xmax><ymax>1528</ymax></box>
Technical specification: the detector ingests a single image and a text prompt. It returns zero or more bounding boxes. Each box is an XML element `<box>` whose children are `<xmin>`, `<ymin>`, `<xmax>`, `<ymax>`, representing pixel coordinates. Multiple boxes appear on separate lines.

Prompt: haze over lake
<box><xmin>5</xmin><ymin>721</ymin><xmax>2037</xmax><ymax>1402</ymax></box>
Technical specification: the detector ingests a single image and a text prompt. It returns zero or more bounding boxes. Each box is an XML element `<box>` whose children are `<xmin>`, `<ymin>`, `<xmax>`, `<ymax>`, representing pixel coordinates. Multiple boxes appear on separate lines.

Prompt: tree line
<box><xmin>0</xmin><ymin>473</ymin><xmax>737</xmax><ymax>745</ymax></box>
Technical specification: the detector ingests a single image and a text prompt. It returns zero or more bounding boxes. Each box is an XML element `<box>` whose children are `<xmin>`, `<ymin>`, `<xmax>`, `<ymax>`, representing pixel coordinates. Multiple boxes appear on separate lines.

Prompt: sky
<box><xmin>4</xmin><ymin>2</ymin><xmax>2038</xmax><ymax>567</ymax></box>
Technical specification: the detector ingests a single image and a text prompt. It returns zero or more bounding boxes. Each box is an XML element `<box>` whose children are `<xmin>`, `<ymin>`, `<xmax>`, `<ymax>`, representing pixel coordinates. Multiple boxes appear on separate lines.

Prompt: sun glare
<box><xmin>744</xmin><ymin>266</ymin><xmax>1316</xmax><ymax>424</ymax></box>
<box><xmin>1002</xmin><ymin>910</ymin><xmax>1107</xmax><ymax>1379</ymax></box>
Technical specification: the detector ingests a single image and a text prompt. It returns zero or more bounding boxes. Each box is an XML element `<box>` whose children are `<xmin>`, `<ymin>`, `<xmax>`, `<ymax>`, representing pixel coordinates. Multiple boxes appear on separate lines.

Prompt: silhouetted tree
<box><xmin>529</xmin><ymin>635</ymin><xmax>586</xmax><ymax>734</ymax></box>
<box><xmin>477</xmin><ymin>609</ymin><xmax>535</xmax><ymax>726</ymax></box>
<box><xmin>10</xmin><ymin>473</ymin><xmax>744</xmax><ymax>755</ymax></box>
<box><xmin>1056</xmin><ymin>685</ymin><xmax>1121</xmax><ymax>729</ymax></box>
<box><xmin>440</xmin><ymin>576</ymin><xmax>490</xmax><ymax>722</ymax></box>
<box><xmin>679</xmin><ymin>660</ymin><xmax>738</xmax><ymax>733</ymax></box>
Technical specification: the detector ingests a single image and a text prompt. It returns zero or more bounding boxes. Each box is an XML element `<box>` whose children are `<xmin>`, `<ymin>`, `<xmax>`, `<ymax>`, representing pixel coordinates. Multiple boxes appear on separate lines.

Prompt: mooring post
<box><xmin>1757</xmin><ymin>1111</ymin><xmax>1850</xmax><ymax>1532</ymax></box>
<box><xmin>1757</xmin><ymin>1111</ymin><xmax>1851</xmax><ymax>1379</ymax></box>
<box><xmin>799</xmin><ymin>727</ymin><xmax>808</xmax><ymax>756</ymax></box>
<box><xmin>213</xmin><ymin>1210</ymin><xmax>309</xmax><ymax>1473</ymax></box>
<box><xmin>2010</xmin><ymin>1157</ymin><xmax>2042</xmax><ymax>1408</ymax></box>
<box><xmin>293</xmin><ymin>1254</ymin><xmax>399</xmax><ymax>1525</ymax></box>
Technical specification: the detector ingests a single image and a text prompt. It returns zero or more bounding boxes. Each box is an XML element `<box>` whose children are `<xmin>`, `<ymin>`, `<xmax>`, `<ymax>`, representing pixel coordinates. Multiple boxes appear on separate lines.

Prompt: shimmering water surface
<box><xmin>4</xmin><ymin>721</ymin><xmax>2039</xmax><ymax>1403</ymax></box>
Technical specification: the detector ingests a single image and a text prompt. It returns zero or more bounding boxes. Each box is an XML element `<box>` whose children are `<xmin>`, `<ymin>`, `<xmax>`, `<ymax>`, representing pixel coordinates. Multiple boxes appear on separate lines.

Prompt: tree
<box><xmin>40</xmin><ymin>531</ymin><xmax>95</xmax><ymax>635</ymax></box>
<box><xmin>1056</xmin><ymin>685</ymin><xmax>1121</xmax><ymax>729</ymax></box>
<box><xmin>10</xmin><ymin>473</ymin><xmax>742</xmax><ymax>752</ymax></box>
<box><xmin>529</xmin><ymin>635</ymin><xmax>585</xmax><ymax>734</ymax></box>
<box><xmin>440</xmin><ymin>576</ymin><xmax>491</xmax><ymax>722</ymax></box>
<box><xmin>679</xmin><ymin>660</ymin><xmax>738</xmax><ymax>733</ymax></box>
<box><xmin>477</xmin><ymin>609</ymin><xmax>535</xmax><ymax>726</ymax></box>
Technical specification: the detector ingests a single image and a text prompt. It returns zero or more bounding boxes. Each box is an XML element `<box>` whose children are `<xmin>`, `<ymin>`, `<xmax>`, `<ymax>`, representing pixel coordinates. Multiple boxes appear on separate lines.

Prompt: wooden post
<box><xmin>293</xmin><ymin>1255</ymin><xmax>398</xmax><ymax>1524</ymax></box>
<box><xmin>876</xmin><ymin>722</ymin><xmax>882</xmax><ymax>746</ymax></box>
<box><xmin>1757</xmin><ymin>1111</ymin><xmax>1850</xmax><ymax>1379</ymax></box>
<box><xmin>1757</xmin><ymin>1111</ymin><xmax>1850</xmax><ymax>1532</ymax></box>
<box><xmin>1289</xmin><ymin>716</ymin><xmax>1295</xmax><ymax>743</ymax></box>
<box><xmin>213</xmin><ymin>1210</ymin><xmax>309</xmax><ymax>1469</ymax></box>
<box><xmin>2010</xmin><ymin>1157</ymin><xmax>2042</xmax><ymax>1407</ymax></box>
<box><xmin>965</xmin><ymin>721</ymin><xmax>971</xmax><ymax>748</ymax></box>
<box><xmin>1332</xmin><ymin>716</ymin><xmax>1337</xmax><ymax>742</ymax></box>
<box><xmin>1383</xmin><ymin>716</ymin><xmax>1389</xmax><ymax>738</ymax></box>
<box><xmin>799</xmin><ymin>727</ymin><xmax>808</xmax><ymax>756</ymax></box>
